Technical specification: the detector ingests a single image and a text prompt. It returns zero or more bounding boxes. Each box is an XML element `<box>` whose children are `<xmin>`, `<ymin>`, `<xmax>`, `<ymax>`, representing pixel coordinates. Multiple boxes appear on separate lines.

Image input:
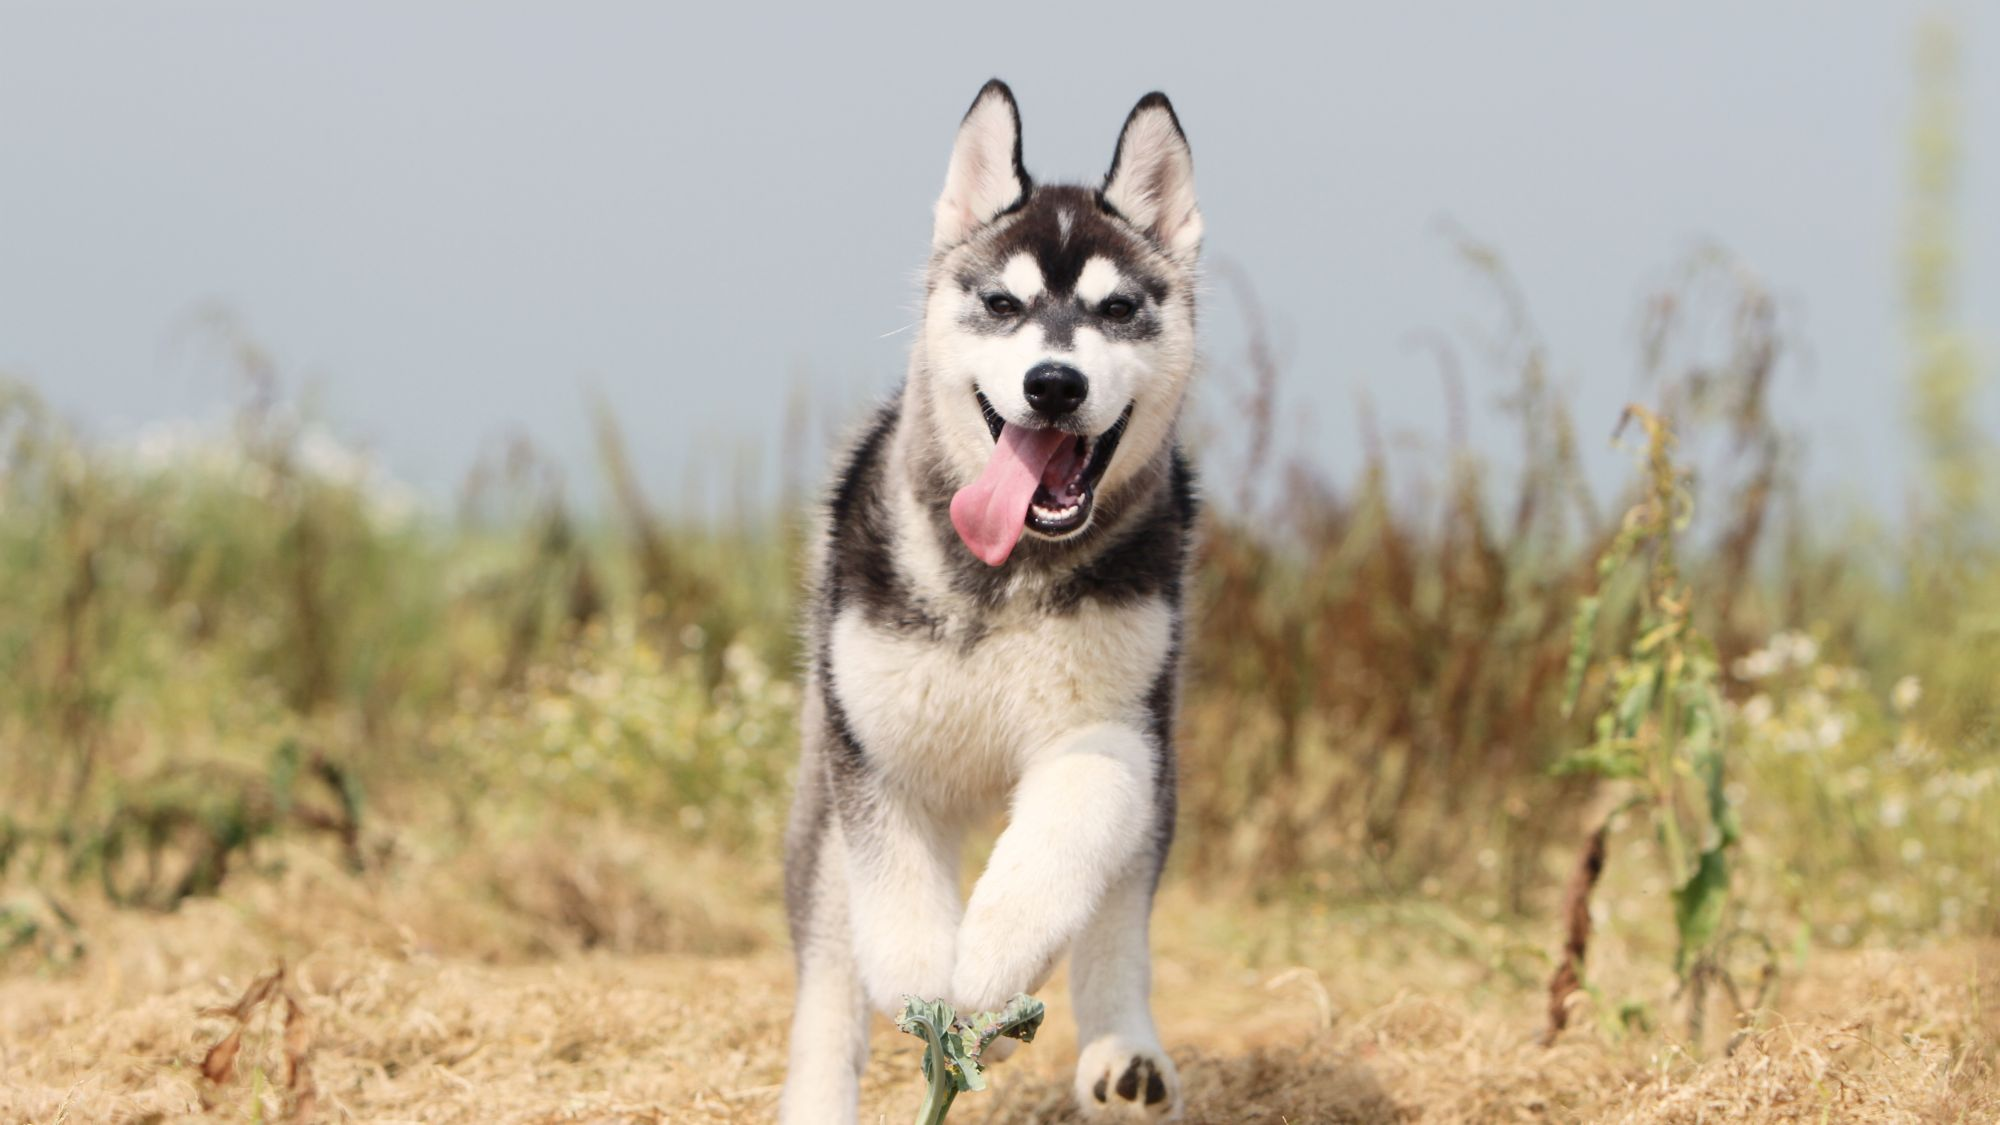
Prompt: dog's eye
<box><xmin>1100</xmin><ymin>297</ymin><xmax>1137</xmax><ymax>321</ymax></box>
<box><xmin>983</xmin><ymin>294</ymin><xmax>1021</xmax><ymax>317</ymax></box>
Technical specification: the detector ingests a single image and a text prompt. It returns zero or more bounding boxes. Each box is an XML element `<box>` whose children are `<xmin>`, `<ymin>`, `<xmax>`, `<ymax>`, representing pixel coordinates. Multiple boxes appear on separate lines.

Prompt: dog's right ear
<box><xmin>933</xmin><ymin>79</ymin><xmax>1031</xmax><ymax>250</ymax></box>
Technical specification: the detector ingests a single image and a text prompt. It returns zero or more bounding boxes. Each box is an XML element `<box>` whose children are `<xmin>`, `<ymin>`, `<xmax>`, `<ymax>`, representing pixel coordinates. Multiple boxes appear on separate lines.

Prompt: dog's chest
<box><xmin>827</xmin><ymin>597</ymin><xmax>1171</xmax><ymax>804</ymax></box>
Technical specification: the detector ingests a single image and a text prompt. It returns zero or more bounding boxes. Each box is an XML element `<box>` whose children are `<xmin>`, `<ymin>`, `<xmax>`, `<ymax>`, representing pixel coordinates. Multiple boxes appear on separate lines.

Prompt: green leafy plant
<box><xmin>895</xmin><ymin>993</ymin><xmax>1044</xmax><ymax>1124</ymax></box>
<box><xmin>1546</xmin><ymin>406</ymin><xmax>1768</xmax><ymax>1046</ymax></box>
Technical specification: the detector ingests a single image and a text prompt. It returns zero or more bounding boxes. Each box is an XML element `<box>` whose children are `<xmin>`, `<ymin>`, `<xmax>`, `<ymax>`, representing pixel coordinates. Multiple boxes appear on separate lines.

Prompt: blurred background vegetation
<box><xmin>0</xmin><ymin>21</ymin><xmax>1993</xmax><ymax>1038</ymax></box>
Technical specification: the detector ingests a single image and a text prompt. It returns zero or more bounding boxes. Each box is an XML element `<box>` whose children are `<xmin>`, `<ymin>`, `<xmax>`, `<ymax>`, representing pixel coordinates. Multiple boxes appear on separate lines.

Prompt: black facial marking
<box><xmin>1093</xmin><ymin>304</ymin><xmax>1162</xmax><ymax>343</ymax></box>
<box><xmin>998</xmin><ymin>187</ymin><xmax>1119</xmax><ymax>293</ymax></box>
<box><xmin>950</xmin><ymin>185</ymin><xmax>1181</xmax><ymax>351</ymax></box>
<box><xmin>975</xmin><ymin>391</ymin><xmax>1005</xmax><ymax>439</ymax></box>
<box><xmin>1115</xmin><ymin>1058</ymin><xmax>1143</xmax><ymax>1100</ymax></box>
<box><xmin>1035</xmin><ymin>300</ymin><xmax>1082</xmax><ymax>350</ymax></box>
<box><xmin>956</xmin><ymin>303</ymin><xmax>1033</xmax><ymax>338</ymax></box>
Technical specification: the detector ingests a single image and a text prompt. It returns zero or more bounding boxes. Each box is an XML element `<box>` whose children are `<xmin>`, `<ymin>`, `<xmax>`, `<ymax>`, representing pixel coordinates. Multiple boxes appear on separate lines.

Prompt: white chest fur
<box><xmin>827</xmin><ymin>597</ymin><xmax>1172</xmax><ymax>811</ymax></box>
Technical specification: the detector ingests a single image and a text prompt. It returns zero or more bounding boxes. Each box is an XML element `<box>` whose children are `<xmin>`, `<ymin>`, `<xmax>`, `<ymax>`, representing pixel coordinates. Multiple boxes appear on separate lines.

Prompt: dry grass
<box><xmin>3</xmin><ymin>849</ymin><xmax>1993</xmax><ymax>1124</ymax></box>
<box><xmin>4</xmin><ymin>79</ymin><xmax>1997</xmax><ymax>1121</ymax></box>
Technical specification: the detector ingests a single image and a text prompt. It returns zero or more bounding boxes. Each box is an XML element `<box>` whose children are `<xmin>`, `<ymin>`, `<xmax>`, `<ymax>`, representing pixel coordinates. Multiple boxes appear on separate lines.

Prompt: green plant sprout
<box><xmin>1548</xmin><ymin>406</ymin><xmax>1772</xmax><ymax>1047</ymax></box>
<box><xmin>894</xmin><ymin>993</ymin><xmax>1044</xmax><ymax>1125</ymax></box>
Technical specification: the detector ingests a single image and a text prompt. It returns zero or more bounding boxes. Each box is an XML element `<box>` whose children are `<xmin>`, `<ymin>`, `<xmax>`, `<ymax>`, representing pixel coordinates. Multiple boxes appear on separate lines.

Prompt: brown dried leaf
<box><xmin>200</xmin><ymin>1026</ymin><xmax>243</xmax><ymax>1085</ymax></box>
<box><xmin>289</xmin><ymin>1059</ymin><xmax>319</xmax><ymax>1122</ymax></box>
<box><xmin>229</xmin><ymin>966</ymin><xmax>284</xmax><ymax>1020</ymax></box>
<box><xmin>1541</xmin><ymin>819</ymin><xmax>1609</xmax><ymax>1046</ymax></box>
<box><xmin>282</xmin><ymin>992</ymin><xmax>313</xmax><ymax>1088</ymax></box>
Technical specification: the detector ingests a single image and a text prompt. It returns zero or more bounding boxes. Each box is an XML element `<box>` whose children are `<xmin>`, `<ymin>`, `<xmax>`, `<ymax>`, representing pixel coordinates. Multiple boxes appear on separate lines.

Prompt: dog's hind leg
<box><xmin>780</xmin><ymin>755</ymin><xmax>868</xmax><ymax>1124</ymax></box>
<box><xmin>780</xmin><ymin>872</ymin><xmax>867</xmax><ymax>1123</ymax></box>
<box><xmin>1069</xmin><ymin>861</ymin><xmax>1179</xmax><ymax>1119</ymax></box>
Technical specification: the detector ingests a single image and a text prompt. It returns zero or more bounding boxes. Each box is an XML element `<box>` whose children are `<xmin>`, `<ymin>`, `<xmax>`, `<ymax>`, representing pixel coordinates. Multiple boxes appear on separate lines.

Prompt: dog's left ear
<box><xmin>934</xmin><ymin>79</ymin><xmax>1032</xmax><ymax>250</ymax></box>
<box><xmin>1102</xmin><ymin>92</ymin><xmax>1202</xmax><ymax>263</ymax></box>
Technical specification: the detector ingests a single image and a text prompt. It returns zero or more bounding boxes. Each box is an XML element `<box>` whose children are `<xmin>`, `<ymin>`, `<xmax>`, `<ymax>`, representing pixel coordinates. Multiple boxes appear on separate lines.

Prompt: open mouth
<box><xmin>973</xmin><ymin>390</ymin><xmax>1133</xmax><ymax>537</ymax></box>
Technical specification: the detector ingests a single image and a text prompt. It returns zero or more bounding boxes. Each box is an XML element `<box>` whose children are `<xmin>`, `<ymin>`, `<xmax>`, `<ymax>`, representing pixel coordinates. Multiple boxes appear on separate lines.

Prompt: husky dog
<box><xmin>781</xmin><ymin>79</ymin><xmax>1202</xmax><ymax>1122</ymax></box>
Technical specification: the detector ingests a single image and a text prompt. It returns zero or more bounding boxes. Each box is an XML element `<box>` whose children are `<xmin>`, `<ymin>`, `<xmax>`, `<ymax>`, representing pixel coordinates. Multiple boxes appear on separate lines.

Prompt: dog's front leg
<box><xmin>841</xmin><ymin>790</ymin><xmax>963</xmax><ymax>1015</ymax></box>
<box><xmin>952</xmin><ymin>721</ymin><xmax>1156</xmax><ymax>1012</ymax></box>
<box><xmin>1070</xmin><ymin>861</ymin><xmax>1179</xmax><ymax>1118</ymax></box>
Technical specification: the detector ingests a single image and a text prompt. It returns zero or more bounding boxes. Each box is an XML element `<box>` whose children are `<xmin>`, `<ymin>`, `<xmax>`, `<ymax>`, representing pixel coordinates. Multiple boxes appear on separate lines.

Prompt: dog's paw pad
<box><xmin>1077</xmin><ymin>1041</ymin><xmax>1178</xmax><ymax>1118</ymax></box>
<box><xmin>1092</xmin><ymin>1055</ymin><xmax>1168</xmax><ymax>1105</ymax></box>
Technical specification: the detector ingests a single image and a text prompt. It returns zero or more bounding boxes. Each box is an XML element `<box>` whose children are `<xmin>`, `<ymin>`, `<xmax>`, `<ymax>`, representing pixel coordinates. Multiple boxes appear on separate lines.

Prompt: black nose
<box><xmin>1023</xmin><ymin>363</ymin><xmax>1088</xmax><ymax>419</ymax></box>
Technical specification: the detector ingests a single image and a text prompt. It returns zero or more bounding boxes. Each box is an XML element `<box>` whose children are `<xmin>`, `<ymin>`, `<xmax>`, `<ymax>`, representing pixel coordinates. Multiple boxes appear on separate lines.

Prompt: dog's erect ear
<box><xmin>933</xmin><ymin>79</ymin><xmax>1031</xmax><ymax>250</ymax></box>
<box><xmin>1102</xmin><ymin>92</ymin><xmax>1202</xmax><ymax>263</ymax></box>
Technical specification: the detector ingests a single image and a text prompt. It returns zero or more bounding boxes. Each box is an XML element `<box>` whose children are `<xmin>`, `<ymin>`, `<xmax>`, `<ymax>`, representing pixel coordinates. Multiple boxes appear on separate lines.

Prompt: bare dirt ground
<box><xmin>3</xmin><ymin>851</ymin><xmax>1996</xmax><ymax>1124</ymax></box>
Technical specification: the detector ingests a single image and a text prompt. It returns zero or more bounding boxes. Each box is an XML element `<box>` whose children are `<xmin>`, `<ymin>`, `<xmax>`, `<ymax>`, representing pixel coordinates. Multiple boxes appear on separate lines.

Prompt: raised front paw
<box><xmin>951</xmin><ymin>915</ymin><xmax>1061</xmax><ymax>1015</ymax></box>
<box><xmin>1075</xmin><ymin>1035</ymin><xmax>1180</xmax><ymax>1120</ymax></box>
<box><xmin>854</xmin><ymin>928</ymin><xmax>956</xmax><ymax>1015</ymax></box>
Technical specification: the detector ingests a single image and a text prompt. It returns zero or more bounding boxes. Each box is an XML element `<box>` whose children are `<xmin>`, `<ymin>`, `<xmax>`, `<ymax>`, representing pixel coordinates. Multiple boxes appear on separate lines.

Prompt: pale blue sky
<box><xmin>1</xmin><ymin>3</ymin><xmax>1993</xmax><ymax>518</ymax></box>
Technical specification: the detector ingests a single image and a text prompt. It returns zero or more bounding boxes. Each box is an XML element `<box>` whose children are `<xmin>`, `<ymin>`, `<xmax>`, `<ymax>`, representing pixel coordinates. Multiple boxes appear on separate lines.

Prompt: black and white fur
<box><xmin>781</xmin><ymin>79</ymin><xmax>1202</xmax><ymax>1122</ymax></box>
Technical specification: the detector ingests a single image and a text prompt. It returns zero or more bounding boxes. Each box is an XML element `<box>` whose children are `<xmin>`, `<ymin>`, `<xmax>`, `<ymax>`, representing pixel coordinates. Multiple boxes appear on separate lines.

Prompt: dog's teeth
<box><xmin>1032</xmin><ymin>500</ymin><xmax>1082</xmax><ymax>522</ymax></box>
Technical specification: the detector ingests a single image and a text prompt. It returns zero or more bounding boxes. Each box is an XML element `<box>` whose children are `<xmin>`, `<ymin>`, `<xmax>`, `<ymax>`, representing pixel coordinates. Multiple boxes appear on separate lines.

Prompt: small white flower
<box><xmin>1891</xmin><ymin>675</ymin><xmax>1923</xmax><ymax>716</ymax></box>
<box><xmin>1733</xmin><ymin>650</ymin><xmax>1779</xmax><ymax>681</ymax></box>
<box><xmin>1879</xmin><ymin>795</ymin><xmax>1908</xmax><ymax>829</ymax></box>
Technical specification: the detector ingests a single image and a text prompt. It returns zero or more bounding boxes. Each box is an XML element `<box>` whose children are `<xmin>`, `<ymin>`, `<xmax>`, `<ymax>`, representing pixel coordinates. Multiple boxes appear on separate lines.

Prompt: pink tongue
<box><xmin>950</xmin><ymin>424</ymin><xmax>1072</xmax><ymax>566</ymax></box>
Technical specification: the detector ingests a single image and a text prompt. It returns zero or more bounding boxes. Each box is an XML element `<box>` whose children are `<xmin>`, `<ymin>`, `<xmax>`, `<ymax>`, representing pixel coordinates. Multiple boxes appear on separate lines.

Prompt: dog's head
<box><xmin>916</xmin><ymin>80</ymin><xmax>1202</xmax><ymax>567</ymax></box>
